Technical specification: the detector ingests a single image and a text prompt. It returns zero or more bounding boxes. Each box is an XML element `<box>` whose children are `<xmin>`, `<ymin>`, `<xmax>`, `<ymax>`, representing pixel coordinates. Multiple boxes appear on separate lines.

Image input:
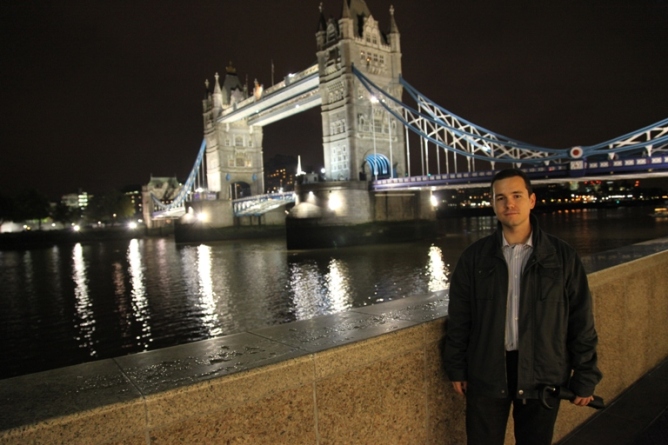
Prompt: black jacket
<box><xmin>443</xmin><ymin>215</ymin><xmax>602</xmax><ymax>399</ymax></box>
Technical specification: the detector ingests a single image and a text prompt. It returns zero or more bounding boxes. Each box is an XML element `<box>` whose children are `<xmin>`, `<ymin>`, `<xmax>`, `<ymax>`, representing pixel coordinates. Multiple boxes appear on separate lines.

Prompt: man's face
<box><xmin>492</xmin><ymin>176</ymin><xmax>536</xmax><ymax>230</ymax></box>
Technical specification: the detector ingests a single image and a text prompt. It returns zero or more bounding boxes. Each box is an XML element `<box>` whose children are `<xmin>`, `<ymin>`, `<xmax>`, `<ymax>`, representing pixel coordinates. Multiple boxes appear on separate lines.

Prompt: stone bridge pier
<box><xmin>286</xmin><ymin>181</ymin><xmax>436</xmax><ymax>249</ymax></box>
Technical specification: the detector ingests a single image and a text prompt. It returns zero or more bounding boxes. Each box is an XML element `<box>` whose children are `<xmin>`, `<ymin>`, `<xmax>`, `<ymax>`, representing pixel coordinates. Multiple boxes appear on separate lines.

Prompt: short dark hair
<box><xmin>490</xmin><ymin>168</ymin><xmax>533</xmax><ymax>196</ymax></box>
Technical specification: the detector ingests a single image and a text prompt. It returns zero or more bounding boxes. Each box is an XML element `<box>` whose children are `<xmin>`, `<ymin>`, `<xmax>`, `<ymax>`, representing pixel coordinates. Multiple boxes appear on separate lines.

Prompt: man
<box><xmin>443</xmin><ymin>168</ymin><xmax>602</xmax><ymax>445</ymax></box>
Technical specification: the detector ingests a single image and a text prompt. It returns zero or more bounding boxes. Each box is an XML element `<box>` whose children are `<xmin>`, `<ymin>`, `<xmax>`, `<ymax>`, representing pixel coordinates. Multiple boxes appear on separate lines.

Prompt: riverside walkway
<box><xmin>1</xmin><ymin>238</ymin><xmax>667</xmax><ymax>444</ymax></box>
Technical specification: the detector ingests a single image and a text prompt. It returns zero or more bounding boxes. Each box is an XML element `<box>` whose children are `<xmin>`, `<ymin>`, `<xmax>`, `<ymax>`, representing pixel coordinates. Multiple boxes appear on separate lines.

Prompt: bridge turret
<box><xmin>213</xmin><ymin>72</ymin><xmax>223</xmax><ymax>110</ymax></box>
<box><xmin>316</xmin><ymin>3</ymin><xmax>327</xmax><ymax>51</ymax></box>
<box><xmin>388</xmin><ymin>5</ymin><xmax>401</xmax><ymax>54</ymax></box>
<box><xmin>202</xmin><ymin>61</ymin><xmax>265</xmax><ymax>200</ymax></box>
<box><xmin>202</xmin><ymin>79</ymin><xmax>213</xmax><ymax>128</ymax></box>
<box><xmin>339</xmin><ymin>0</ymin><xmax>353</xmax><ymax>40</ymax></box>
<box><xmin>316</xmin><ymin>0</ymin><xmax>406</xmax><ymax>182</ymax></box>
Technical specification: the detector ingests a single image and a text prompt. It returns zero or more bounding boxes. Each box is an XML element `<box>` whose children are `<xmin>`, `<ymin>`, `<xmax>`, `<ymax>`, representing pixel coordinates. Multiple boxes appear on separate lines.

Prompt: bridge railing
<box><xmin>372</xmin><ymin>155</ymin><xmax>668</xmax><ymax>190</ymax></box>
<box><xmin>232</xmin><ymin>192</ymin><xmax>296</xmax><ymax>217</ymax></box>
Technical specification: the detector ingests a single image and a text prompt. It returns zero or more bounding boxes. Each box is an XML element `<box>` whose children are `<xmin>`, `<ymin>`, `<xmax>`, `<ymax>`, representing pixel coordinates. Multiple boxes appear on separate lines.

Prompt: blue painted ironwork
<box><xmin>152</xmin><ymin>138</ymin><xmax>206</xmax><ymax>212</ymax></box>
<box><xmin>232</xmin><ymin>192</ymin><xmax>295</xmax><ymax>217</ymax></box>
<box><xmin>352</xmin><ymin>65</ymin><xmax>668</xmax><ymax>167</ymax></box>
<box><xmin>373</xmin><ymin>155</ymin><xmax>668</xmax><ymax>191</ymax></box>
<box><xmin>364</xmin><ymin>154</ymin><xmax>390</xmax><ymax>176</ymax></box>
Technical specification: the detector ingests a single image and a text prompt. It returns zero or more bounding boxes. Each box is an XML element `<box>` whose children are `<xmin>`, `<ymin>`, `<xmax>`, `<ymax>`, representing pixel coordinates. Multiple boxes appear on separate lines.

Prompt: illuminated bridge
<box><xmin>152</xmin><ymin>63</ymin><xmax>668</xmax><ymax>218</ymax></box>
<box><xmin>150</xmin><ymin>1</ymin><xmax>668</xmax><ymax>221</ymax></box>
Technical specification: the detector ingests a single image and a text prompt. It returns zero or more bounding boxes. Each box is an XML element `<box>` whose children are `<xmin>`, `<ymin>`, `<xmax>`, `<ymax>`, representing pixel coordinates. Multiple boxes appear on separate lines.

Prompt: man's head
<box><xmin>491</xmin><ymin>169</ymin><xmax>536</xmax><ymax>234</ymax></box>
<box><xmin>490</xmin><ymin>168</ymin><xmax>533</xmax><ymax>196</ymax></box>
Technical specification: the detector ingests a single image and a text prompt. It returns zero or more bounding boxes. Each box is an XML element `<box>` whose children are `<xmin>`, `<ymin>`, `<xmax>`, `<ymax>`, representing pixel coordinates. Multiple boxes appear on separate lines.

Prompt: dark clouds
<box><xmin>1</xmin><ymin>0</ymin><xmax>667</xmax><ymax>199</ymax></box>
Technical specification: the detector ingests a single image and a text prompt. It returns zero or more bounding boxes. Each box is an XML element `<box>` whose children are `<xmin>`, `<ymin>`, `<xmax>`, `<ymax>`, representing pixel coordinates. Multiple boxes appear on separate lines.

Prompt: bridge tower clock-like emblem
<box><xmin>316</xmin><ymin>0</ymin><xmax>406</xmax><ymax>181</ymax></box>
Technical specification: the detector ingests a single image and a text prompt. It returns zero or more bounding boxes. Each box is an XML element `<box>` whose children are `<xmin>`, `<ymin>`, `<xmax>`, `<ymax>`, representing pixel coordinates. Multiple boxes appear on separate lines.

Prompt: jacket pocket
<box><xmin>539</xmin><ymin>267</ymin><xmax>564</xmax><ymax>302</ymax></box>
<box><xmin>474</xmin><ymin>266</ymin><xmax>497</xmax><ymax>300</ymax></box>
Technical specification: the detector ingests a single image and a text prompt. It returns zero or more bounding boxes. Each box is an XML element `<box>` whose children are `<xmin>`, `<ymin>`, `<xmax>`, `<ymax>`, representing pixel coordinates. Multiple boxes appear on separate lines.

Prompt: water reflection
<box><xmin>289</xmin><ymin>261</ymin><xmax>328</xmax><ymax>320</ymax></box>
<box><xmin>72</xmin><ymin>243</ymin><xmax>97</xmax><ymax>357</ymax></box>
<box><xmin>426</xmin><ymin>245</ymin><xmax>448</xmax><ymax>292</ymax></box>
<box><xmin>288</xmin><ymin>258</ymin><xmax>354</xmax><ymax>320</ymax></box>
<box><xmin>128</xmin><ymin>239</ymin><xmax>152</xmax><ymax>349</ymax></box>
<box><xmin>4</xmin><ymin>207</ymin><xmax>667</xmax><ymax>380</ymax></box>
<box><xmin>196</xmin><ymin>244</ymin><xmax>222</xmax><ymax>337</ymax></box>
<box><xmin>22</xmin><ymin>250</ymin><xmax>35</xmax><ymax>297</ymax></box>
<box><xmin>325</xmin><ymin>259</ymin><xmax>352</xmax><ymax>313</ymax></box>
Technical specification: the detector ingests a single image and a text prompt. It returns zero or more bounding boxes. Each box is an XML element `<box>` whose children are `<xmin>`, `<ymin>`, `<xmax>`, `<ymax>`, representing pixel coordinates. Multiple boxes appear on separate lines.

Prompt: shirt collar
<box><xmin>502</xmin><ymin>231</ymin><xmax>534</xmax><ymax>248</ymax></box>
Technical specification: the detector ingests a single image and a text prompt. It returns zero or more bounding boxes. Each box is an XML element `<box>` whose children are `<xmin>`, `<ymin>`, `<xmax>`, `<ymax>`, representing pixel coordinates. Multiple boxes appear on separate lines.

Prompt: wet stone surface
<box><xmin>353</xmin><ymin>290</ymin><xmax>449</xmax><ymax>322</ymax></box>
<box><xmin>0</xmin><ymin>359</ymin><xmax>140</xmax><ymax>430</ymax></box>
<box><xmin>113</xmin><ymin>332</ymin><xmax>304</xmax><ymax>395</ymax></box>
<box><xmin>249</xmin><ymin>310</ymin><xmax>418</xmax><ymax>353</ymax></box>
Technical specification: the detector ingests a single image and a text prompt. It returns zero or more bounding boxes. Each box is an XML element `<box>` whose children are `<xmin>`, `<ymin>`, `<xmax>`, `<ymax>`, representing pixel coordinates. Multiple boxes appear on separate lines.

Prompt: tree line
<box><xmin>0</xmin><ymin>189</ymin><xmax>136</xmax><ymax>229</ymax></box>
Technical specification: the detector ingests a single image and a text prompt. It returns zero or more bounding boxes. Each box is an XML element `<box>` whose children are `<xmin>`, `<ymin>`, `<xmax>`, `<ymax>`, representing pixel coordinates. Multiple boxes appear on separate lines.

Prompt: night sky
<box><xmin>2</xmin><ymin>0</ymin><xmax>667</xmax><ymax>200</ymax></box>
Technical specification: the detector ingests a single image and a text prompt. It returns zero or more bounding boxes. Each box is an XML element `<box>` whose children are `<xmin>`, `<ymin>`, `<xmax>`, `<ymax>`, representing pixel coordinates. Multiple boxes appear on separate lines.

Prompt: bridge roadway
<box><xmin>154</xmin><ymin>155</ymin><xmax>668</xmax><ymax>219</ymax></box>
<box><xmin>217</xmin><ymin>65</ymin><xmax>320</xmax><ymax>127</ymax></box>
<box><xmin>372</xmin><ymin>155</ymin><xmax>668</xmax><ymax>191</ymax></box>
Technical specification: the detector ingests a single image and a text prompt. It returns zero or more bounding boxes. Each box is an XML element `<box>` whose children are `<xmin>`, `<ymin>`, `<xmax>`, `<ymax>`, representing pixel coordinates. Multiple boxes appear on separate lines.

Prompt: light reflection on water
<box><xmin>72</xmin><ymin>243</ymin><xmax>96</xmax><ymax>357</ymax></box>
<box><xmin>427</xmin><ymin>246</ymin><xmax>448</xmax><ymax>292</ymax></box>
<box><xmin>128</xmin><ymin>239</ymin><xmax>152</xmax><ymax>349</ymax></box>
<box><xmin>2</xmin><ymin>206</ymin><xmax>668</xmax><ymax>379</ymax></box>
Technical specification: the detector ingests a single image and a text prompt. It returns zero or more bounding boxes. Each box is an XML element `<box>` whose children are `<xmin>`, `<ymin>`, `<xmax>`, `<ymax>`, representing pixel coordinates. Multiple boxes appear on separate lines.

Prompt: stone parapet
<box><xmin>2</xmin><ymin>240</ymin><xmax>668</xmax><ymax>444</ymax></box>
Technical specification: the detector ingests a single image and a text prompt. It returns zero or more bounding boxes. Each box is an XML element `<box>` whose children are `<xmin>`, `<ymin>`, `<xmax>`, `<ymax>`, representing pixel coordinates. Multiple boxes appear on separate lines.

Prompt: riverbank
<box><xmin>0</xmin><ymin>227</ymin><xmax>148</xmax><ymax>250</ymax></box>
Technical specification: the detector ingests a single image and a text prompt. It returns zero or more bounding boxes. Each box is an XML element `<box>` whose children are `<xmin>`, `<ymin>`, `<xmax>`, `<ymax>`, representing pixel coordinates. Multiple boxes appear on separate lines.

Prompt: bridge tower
<box><xmin>316</xmin><ymin>0</ymin><xmax>405</xmax><ymax>182</ymax></box>
<box><xmin>202</xmin><ymin>64</ymin><xmax>265</xmax><ymax>200</ymax></box>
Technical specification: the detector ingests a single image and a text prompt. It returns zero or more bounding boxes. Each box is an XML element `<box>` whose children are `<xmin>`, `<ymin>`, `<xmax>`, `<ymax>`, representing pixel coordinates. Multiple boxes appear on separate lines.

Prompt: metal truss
<box><xmin>352</xmin><ymin>65</ymin><xmax>668</xmax><ymax>169</ymax></box>
<box><xmin>152</xmin><ymin>138</ymin><xmax>207</xmax><ymax>213</ymax></box>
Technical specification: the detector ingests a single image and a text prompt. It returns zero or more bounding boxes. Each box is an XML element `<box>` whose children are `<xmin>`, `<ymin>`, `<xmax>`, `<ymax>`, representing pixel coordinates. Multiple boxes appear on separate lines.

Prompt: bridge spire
<box><xmin>341</xmin><ymin>0</ymin><xmax>351</xmax><ymax>19</ymax></box>
<box><xmin>317</xmin><ymin>2</ymin><xmax>327</xmax><ymax>31</ymax></box>
<box><xmin>213</xmin><ymin>72</ymin><xmax>222</xmax><ymax>109</ymax></box>
<box><xmin>389</xmin><ymin>5</ymin><xmax>399</xmax><ymax>34</ymax></box>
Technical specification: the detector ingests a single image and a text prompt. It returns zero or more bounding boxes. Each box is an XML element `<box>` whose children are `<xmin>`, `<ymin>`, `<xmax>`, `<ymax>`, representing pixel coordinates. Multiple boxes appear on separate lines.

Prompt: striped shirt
<box><xmin>502</xmin><ymin>233</ymin><xmax>533</xmax><ymax>351</ymax></box>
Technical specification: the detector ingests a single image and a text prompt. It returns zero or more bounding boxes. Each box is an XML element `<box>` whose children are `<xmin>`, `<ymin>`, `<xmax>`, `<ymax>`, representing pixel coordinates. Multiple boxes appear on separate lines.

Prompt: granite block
<box><xmin>144</xmin><ymin>354</ymin><xmax>314</xmax><ymax>428</ymax></box>
<box><xmin>316</xmin><ymin>349</ymin><xmax>427</xmax><ymax>445</ymax></box>
<box><xmin>423</xmin><ymin>324</ymin><xmax>466</xmax><ymax>445</ymax></box>
<box><xmin>0</xmin><ymin>400</ymin><xmax>147</xmax><ymax>445</ymax></box>
<box><xmin>148</xmin><ymin>384</ymin><xmax>316</xmax><ymax>444</ymax></box>
<box><xmin>313</xmin><ymin>324</ymin><xmax>425</xmax><ymax>380</ymax></box>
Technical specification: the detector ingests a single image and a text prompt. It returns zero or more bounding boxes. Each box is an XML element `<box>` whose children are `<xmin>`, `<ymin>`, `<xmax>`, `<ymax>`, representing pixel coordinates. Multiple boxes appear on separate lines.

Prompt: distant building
<box><xmin>141</xmin><ymin>176</ymin><xmax>183</xmax><ymax>229</ymax></box>
<box><xmin>265</xmin><ymin>154</ymin><xmax>298</xmax><ymax>192</ymax></box>
<box><xmin>121</xmin><ymin>185</ymin><xmax>143</xmax><ymax>218</ymax></box>
<box><xmin>61</xmin><ymin>190</ymin><xmax>90</xmax><ymax>210</ymax></box>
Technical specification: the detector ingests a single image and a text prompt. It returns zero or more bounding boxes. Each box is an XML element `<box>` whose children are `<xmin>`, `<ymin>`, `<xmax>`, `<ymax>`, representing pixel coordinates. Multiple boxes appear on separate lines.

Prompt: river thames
<box><xmin>1</xmin><ymin>205</ymin><xmax>667</xmax><ymax>380</ymax></box>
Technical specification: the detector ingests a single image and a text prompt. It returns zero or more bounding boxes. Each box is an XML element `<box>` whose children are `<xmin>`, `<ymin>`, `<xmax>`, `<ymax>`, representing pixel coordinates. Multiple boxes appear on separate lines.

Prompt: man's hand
<box><xmin>572</xmin><ymin>395</ymin><xmax>594</xmax><ymax>406</ymax></box>
<box><xmin>452</xmin><ymin>381</ymin><xmax>467</xmax><ymax>396</ymax></box>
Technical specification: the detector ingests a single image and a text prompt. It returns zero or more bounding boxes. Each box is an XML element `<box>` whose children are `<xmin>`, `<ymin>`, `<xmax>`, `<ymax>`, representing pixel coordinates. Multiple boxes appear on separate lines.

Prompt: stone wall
<box><xmin>2</xmin><ymin>248</ymin><xmax>667</xmax><ymax>444</ymax></box>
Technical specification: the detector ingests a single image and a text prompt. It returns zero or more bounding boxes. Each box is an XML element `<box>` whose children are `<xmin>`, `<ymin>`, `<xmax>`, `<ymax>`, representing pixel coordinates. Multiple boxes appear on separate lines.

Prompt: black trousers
<box><xmin>465</xmin><ymin>351</ymin><xmax>561</xmax><ymax>445</ymax></box>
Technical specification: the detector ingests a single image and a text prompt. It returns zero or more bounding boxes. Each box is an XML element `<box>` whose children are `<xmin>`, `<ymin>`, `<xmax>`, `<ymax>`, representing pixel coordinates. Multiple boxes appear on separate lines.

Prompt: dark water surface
<box><xmin>2</xmin><ymin>206</ymin><xmax>667</xmax><ymax>379</ymax></box>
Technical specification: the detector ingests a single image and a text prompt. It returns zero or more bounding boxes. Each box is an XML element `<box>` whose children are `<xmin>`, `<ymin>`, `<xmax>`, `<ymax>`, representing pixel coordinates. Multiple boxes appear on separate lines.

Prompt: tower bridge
<box><xmin>148</xmin><ymin>0</ymin><xmax>668</xmax><ymax>248</ymax></box>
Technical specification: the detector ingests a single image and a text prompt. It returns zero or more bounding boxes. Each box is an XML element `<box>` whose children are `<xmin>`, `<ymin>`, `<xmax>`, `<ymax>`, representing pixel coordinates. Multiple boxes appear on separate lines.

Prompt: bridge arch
<box><xmin>361</xmin><ymin>153</ymin><xmax>393</xmax><ymax>180</ymax></box>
